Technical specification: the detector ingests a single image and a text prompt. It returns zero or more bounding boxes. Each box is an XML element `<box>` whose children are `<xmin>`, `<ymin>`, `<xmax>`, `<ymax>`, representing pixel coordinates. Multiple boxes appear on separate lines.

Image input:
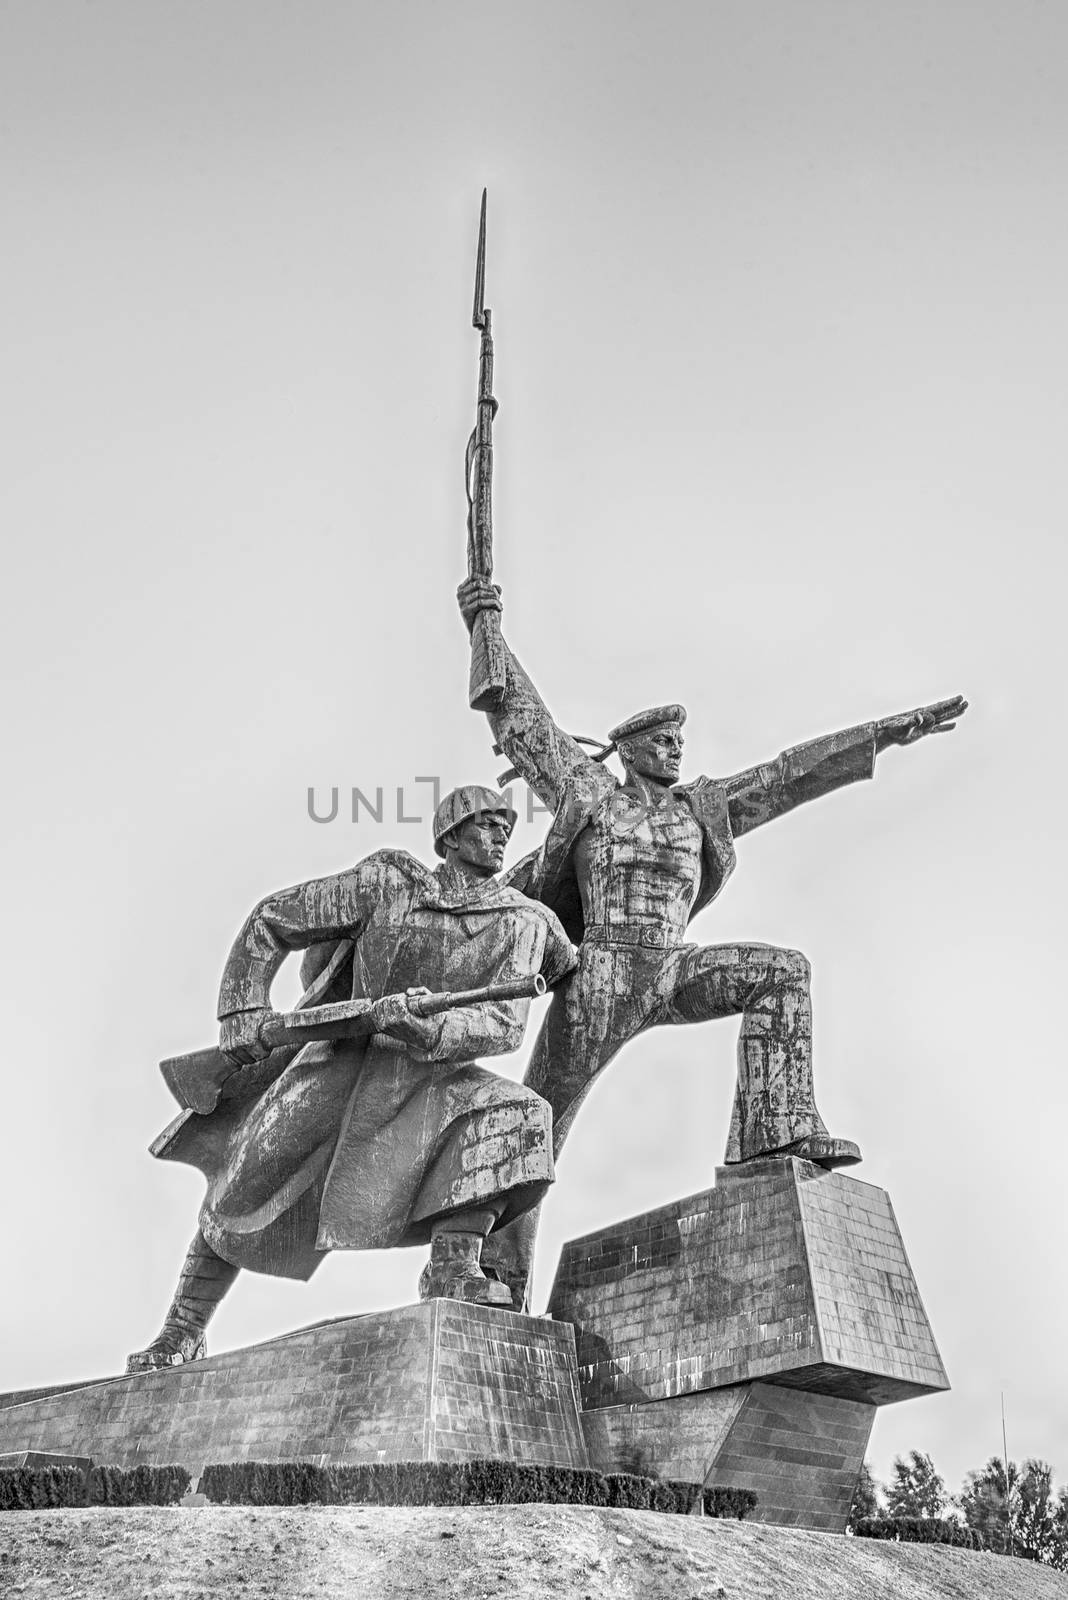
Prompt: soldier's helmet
<box><xmin>432</xmin><ymin>785</ymin><xmax>518</xmax><ymax>859</ymax></box>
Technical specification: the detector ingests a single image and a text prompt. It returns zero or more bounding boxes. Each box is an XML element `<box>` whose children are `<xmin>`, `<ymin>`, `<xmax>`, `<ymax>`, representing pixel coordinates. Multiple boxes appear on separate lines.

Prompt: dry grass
<box><xmin>3</xmin><ymin>1503</ymin><xmax>1068</xmax><ymax>1599</ymax></box>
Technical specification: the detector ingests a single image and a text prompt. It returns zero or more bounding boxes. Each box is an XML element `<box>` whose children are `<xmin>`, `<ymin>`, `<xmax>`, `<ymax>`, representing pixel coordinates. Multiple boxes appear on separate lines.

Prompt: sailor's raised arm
<box><xmin>457</xmin><ymin>577</ymin><xmax>596</xmax><ymax>811</ymax></box>
<box><xmin>724</xmin><ymin>694</ymin><xmax>968</xmax><ymax>839</ymax></box>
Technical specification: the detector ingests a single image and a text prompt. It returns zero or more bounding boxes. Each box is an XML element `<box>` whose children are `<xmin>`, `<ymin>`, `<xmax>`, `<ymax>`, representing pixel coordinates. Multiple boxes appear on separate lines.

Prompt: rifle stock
<box><xmin>469</xmin><ymin>606</ymin><xmax>507</xmax><ymax>712</ymax></box>
<box><xmin>159</xmin><ymin>1000</ymin><xmax>377</xmax><ymax>1117</ymax></box>
<box><xmin>160</xmin><ymin>974</ymin><xmax>546</xmax><ymax>1118</ymax></box>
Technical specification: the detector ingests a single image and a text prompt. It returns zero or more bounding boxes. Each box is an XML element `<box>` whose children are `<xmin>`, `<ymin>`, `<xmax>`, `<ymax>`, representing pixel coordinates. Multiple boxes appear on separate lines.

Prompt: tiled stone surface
<box><xmin>793</xmin><ymin>1167</ymin><xmax>948</xmax><ymax>1398</ymax></box>
<box><xmin>581</xmin><ymin>1387</ymin><xmax>748</xmax><ymax>1482</ymax></box>
<box><xmin>578</xmin><ymin>1380</ymin><xmax>873</xmax><ymax>1533</ymax></box>
<box><xmin>547</xmin><ymin>1158</ymin><xmax>948</xmax><ymax>1408</ymax></box>
<box><xmin>0</xmin><ymin>1380</ymin><xmax>106</xmax><ymax>1412</ymax></box>
<box><xmin>427</xmin><ymin>1301</ymin><xmax>588</xmax><ymax>1466</ymax></box>
<box><xmin>705</xmin><ymin>1381</ymin><xmax>876</xmax><ymax>1534</ymax></box>
<box><xmin>0</xmin><ymin>1304</ymin><xmax>588</xmax><ymax>1472</ymax></box>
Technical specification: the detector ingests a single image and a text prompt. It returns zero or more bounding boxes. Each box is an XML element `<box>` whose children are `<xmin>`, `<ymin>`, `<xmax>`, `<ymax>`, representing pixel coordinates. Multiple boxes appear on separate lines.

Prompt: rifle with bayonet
<box><xmin>161</xmin><ymin>972</ymin><xmax>546</xmax><ymax>1117</ymax></box>
<box><xmin>465</xmin><ymin>189</ymin><xmax>507</xmax><ymax>711</ymax></box>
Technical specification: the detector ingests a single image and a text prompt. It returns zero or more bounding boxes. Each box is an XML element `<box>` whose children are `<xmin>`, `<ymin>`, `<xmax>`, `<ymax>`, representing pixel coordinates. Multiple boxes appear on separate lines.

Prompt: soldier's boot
<box><xmin>477</xmin><ymin>1208</ymin><xmax>537</xmax><ymax>1314</ymax></box>
<box><xmin>125</xmin><ymin>1231</ymin><xmax>239</xmax><ymax>1373</ymax></box>
<box><xmin>418</xmin><ymin>1209</ymin><xmax>513</xmax><ymax>1309</ymax></box>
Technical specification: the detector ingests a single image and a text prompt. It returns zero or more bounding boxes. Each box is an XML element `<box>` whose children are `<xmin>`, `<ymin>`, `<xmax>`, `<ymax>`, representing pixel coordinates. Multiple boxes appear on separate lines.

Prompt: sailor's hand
<box><xmin>220</xmin><ymin>1008</ymin><xmax>274</xmax><ymax>1066</ymax></box>
<box><xmin>370</xmin><ymin>987</ymin><xmax>444</xmax><ymax>1050</ymax></box>
<box><xmin>457</xmin><ymin>576</ymin><xmax>502</xmax><ymax>636</ymax></box>
<box><xmin>875</xmin><ymin>695</ymin><xmax>969</xmax><ymax>752</ymax></box>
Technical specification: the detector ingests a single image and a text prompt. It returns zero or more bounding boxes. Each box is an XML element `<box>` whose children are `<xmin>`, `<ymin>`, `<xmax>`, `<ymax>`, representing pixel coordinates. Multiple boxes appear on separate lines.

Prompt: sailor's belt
<box><xmin>583</xmin><ymin>923</ymin><xmax>679</xmax><ymax>949</ymax></box>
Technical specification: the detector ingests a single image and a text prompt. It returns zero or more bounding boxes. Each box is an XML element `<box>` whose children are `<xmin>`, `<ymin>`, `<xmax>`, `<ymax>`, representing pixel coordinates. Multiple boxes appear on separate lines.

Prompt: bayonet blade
<box><xmin>472</xmin><ymin>188</ymin><xmax>488</xmax><ymax>329</ymax></box>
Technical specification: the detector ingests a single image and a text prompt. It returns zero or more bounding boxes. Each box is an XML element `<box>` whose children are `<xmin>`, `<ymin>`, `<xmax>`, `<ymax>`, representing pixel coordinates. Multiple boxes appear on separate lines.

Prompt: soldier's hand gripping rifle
<box><xmin>160</xmin><ymin>973</ymin><xmax>546</xmax><ymax>1116</ymax></box>
<box><xmin>465</xmin><ymin>189</ymin><xmax>507</xmax><ymax>711</ymax></box>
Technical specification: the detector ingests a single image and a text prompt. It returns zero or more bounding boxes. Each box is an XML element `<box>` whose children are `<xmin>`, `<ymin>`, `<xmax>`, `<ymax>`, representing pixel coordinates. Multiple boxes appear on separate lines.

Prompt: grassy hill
<box><xmin>3</xmin><ymin>1503</ymin><xmax>1068</xmax><ymax>1598</ymax></box>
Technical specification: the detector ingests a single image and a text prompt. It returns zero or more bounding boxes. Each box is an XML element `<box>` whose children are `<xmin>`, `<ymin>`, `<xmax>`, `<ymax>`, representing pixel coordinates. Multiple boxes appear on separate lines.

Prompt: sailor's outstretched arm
<box><xmin>724</xmin><ymin>695</ymin><xmax>967</xmax><ymax>838</ymax></box>
<box><xmin>458</xmin><ymin>577</ymin><xmax>599</xmax><ymax>811</ymax></box>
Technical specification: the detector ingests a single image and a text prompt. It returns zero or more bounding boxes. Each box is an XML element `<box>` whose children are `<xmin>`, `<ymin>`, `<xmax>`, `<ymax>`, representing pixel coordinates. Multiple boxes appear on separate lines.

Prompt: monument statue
<box><xmin>454</xmin><ymin>196</ymin><xmax>965</xmax><ymax>1305</ymax></box>
<box><xmin>126</xmin><ymin>786</ymin><xmax>576</xmax><ymax>1370</ymax></box>
<box><xmin>1</xmin><ymin>196</ymin><xmax>962</xmax><ymax>1535</ymax></box>
<box><xmin>458</xmin><ymin>578</ymin><xmax>966</xmax><ymax>1304</ymax></box>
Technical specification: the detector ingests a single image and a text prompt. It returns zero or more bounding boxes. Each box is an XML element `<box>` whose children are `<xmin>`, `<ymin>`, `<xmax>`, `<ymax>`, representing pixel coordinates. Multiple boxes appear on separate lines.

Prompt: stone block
<box><xmin>546</xmin><ymin>1158</ymin><xmax>946</xmax><ymax>1532</ymax></box>
<box><xmin>0</xmin><ymin>1302</ymin><xmax>589</xmax><ymax>1474</ymax></box>
<box><xmin>707</xmin><ymin>1383</ymin><xmax>875</xmax><ymax>1530</ymax></box>
<box><xmin>580</xmin><ymin>1382</ymin><xmax>873</xmax><ymax>1530</ymax></box>
<box><xmin>548</xmin><ymin>1157</ymin><xmax>949</xmax><ymax>1409</ymax></box>
<box><xmin>0</xmin><ymin>1450</ymin><xmax>92</xmax><ymax>1472</ymax></box>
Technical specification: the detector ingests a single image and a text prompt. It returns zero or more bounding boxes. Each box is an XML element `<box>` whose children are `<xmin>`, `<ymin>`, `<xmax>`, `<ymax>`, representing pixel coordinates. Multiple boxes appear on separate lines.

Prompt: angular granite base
<box><xmin>1</xmin><ymin>1161</ymin><xmax>948</xmax><ymax>1533</ymax></box>
<box><xmin>0</xmin><ymin>1301</ymin><xmax>590</xmax><ymax>1474</ymax></box>
<box><xmin>549</xmin><ymin>1157</ymin><xmax>949</xmax><ymax>1407</ymax></box>
<box><xmin>581</xmin><ymin>1382</ymin><xmax>875</xmax><ymax>1531</ymax></box>
<box><xmin>547</xmin><ymin>1157</ymin><xmax>949</xmax><ymax>1531</ymax></box>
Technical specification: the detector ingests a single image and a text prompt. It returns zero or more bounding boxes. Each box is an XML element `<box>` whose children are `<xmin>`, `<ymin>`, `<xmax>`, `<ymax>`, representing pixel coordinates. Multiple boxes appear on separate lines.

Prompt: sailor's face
<box><xmin>625</xmin><ymin>725</ymin><xmax>684</xmax><ymax>783</ymax></box>
<box><xmin>454</xmin><ymin>811</ymin><xmax>513</xmax><ymax>874</ymax></box>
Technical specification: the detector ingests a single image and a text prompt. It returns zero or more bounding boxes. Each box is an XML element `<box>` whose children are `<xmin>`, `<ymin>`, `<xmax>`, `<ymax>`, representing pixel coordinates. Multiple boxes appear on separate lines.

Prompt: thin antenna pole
<box><xmin>1001</xmin><ymin>1391</ymin><xmax>1014</xmax><ymax>1557</ymax></box>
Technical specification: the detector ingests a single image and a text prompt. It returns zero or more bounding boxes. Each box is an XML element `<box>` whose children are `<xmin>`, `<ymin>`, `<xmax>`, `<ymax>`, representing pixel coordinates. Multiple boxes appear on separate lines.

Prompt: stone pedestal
<box><xmin>547</xmin><ymin>1157</ymin><xmax>949</xmax><ymax>1531</ymax></box>
<box><xmin>0</xmin><ymin>1301</ymin><xmax>589</xmax><ymax>1475</ymax></box>
<box><xmin>1</xmin><ymin>1160</ymin><xmax>946</xmax><ymax>1532</ymax></box>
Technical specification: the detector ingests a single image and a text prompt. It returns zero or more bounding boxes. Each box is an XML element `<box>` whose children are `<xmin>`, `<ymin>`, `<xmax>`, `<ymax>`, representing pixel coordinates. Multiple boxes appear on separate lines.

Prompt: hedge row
<box><xmin>0</xmin><ymin>1459</ymin><xmax>757</xmax><ymax>1519</ymax></box>
<box><xmin>199</xmin><ymin>1459</ymin><xmax>757</xmax><ymax>1519</ymax></box>
<box><xmin>854</xmin><ymin>1516</ymin><xmax>983</xmax><ymax>1549</ymax></box>
<box><xmin>0</xmin><ymin>1464</ymin><xmax>190</xmax><ymax>1511</ymax></box>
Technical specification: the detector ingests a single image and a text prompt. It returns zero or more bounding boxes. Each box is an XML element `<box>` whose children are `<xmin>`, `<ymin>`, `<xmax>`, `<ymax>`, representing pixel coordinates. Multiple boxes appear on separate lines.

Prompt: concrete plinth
<box><xmin>547</xmin><ymin>1157</ymin><xmax>949</xmax><ymax>1531</ymax></box>
<box><xmin>2</xmin><ymin>1161</ymin><xmax>947</xmax><ymax>1532</ymax></box>
<box><xmin>0</xmin><ymin>1301</ymin><xmax>590</xmax><ymax>1475</ymax></box>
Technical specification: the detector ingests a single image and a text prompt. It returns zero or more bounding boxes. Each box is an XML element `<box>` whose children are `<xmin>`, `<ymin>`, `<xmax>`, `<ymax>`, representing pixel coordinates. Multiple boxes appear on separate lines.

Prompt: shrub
<box><xmin>0</xmin><ymin>1467</ymin><xmax>86</xmax><ymax>1510</ymax></box>
<box><xmin>704</xmin><ymin>1486</ymin><xmax>759</xmax><ymax>1519</ymax></box>
<box><xmin>199</xmin><ymin>1457</ymin><xmax>757</xmax><ymax>1519</ymax></box>
<box><xmin>854</xmin><ymin>1515</ymin><xmax>983</xmax><ymax>1549</ymax></box>
<box><xmin>199</xmin><ymin>1461</ymin><xmax>325</xmax><ymax>1506</ymax></box>
<box><xmin>0</xmin><ymin>1463</ymin><xmax>190</xmax><ymax>1510</ymax></box>
<box><xmin>88</xmin><ymin>1464</ymin><xmax>191</xmax><ymax>1506</ymax></box>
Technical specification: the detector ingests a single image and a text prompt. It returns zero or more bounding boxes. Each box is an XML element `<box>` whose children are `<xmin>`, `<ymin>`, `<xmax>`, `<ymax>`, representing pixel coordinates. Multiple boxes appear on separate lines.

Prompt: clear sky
<box><xmin>1</xmin><ymin>1</ymin><xmax>1065</xmax><ymax>1496</ymax></box>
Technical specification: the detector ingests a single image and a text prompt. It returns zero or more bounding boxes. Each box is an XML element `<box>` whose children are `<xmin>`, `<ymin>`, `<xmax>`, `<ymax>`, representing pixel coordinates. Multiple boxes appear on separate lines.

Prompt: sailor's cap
<box><xmin>608</xmin><ymin>704</ymin><xmax>687</xmax><ymax>745</ymax></box>
<box><xmin>432</xmin><ymin>785</ymin><xmax>517</xmax><ymax>858</ymax></box>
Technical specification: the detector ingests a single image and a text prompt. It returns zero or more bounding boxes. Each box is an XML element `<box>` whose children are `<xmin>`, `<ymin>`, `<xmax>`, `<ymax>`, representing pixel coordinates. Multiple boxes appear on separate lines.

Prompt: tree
<box><xmin>1012</xmin><ymin>1459</ymin><xmax>1068</xmax><ymax>1568</ymax></box>
<box><xmin>1052</xmin><ymin>1487</ymin><xmax>1068</xmax><ymax>1573</ymax></box>
<box><xmin>958</xmin><ymin>1456</ymin><xmax>1068</xmax><ymax>1567</ymax></box>
<box><xmin>959</xmin><ymin>1455</ymin><xmax>1016</xmax><ymax>1553</ymax></box>
<box><xmin>885</xmin><ymin>1450</ymin><xmax>946</xmax><ymax>1519</ymax></box>
<box><xmin>847</xmin><ymin>1461</ymin><xmax>881</xmax><ymax>1530</ymax></box>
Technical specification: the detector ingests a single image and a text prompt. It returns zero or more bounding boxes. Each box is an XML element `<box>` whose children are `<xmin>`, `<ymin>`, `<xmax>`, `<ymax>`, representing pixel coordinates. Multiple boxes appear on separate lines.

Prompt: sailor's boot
<box><xmin>418</xmin><ymin>1210</ymin><xmax>513</xmax><ymax>1308</ymax></box>
<box><xmin>769</xmin><ymin>1134</ymin><xmax>862</xmax><ymax>1169</ymax></box>
<box><xmin>126</xmin><ymin>1231</ymin><xmax>239</xmax><ymax>1373</ymax></box>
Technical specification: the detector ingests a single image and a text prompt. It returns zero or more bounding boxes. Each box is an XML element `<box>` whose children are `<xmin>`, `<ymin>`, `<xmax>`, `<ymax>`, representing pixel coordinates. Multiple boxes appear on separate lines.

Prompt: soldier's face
<box><xmin>450</xmin><ymin>811</ymin><xmax>513</xmax><ymax>875</ymax></box>
<box><xmin>624</xmin><ymin>725</ymin><xmax>685</xmax><ymax>784</ymax></box>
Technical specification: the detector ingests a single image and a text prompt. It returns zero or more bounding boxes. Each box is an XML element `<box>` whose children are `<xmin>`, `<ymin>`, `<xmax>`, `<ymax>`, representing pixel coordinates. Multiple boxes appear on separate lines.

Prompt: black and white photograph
<box><xmin>1</xmin><ymin>2</ymin><xmax>1066</xmax><ymax>1593</ymax></box>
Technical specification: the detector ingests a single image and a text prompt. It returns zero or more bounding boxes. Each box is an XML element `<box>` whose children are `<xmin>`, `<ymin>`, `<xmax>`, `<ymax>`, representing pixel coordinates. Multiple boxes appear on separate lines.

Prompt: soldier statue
<box><xmin>127</xmin><ymin>786</ymin><xmax>576</xmax><ymax>1370</ymax></box>
<box><xmin>458</xmin><ymin>578</ymin><xmax>967</xmax><ymax>1306</ymax></box>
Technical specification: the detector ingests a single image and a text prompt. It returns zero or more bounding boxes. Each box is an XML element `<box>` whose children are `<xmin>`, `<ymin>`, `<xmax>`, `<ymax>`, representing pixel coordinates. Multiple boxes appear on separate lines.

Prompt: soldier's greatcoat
<box><xmin>154</xmin><ymin>849</ymin><xmax>575</xmax><ymax>1280</ymax></box>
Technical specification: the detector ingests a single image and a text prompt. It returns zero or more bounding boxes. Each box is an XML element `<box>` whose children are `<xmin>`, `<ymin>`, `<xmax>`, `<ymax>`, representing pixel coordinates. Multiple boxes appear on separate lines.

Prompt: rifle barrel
<box><xmin>160</xmin><ymin>973</ymin><xmax>547</xmax><ymax>1116</ymax></box>
<box><xmin>413</xmin><ymin>973</ymin><xmax>546</xmax><ymax>1016</ymax></box>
